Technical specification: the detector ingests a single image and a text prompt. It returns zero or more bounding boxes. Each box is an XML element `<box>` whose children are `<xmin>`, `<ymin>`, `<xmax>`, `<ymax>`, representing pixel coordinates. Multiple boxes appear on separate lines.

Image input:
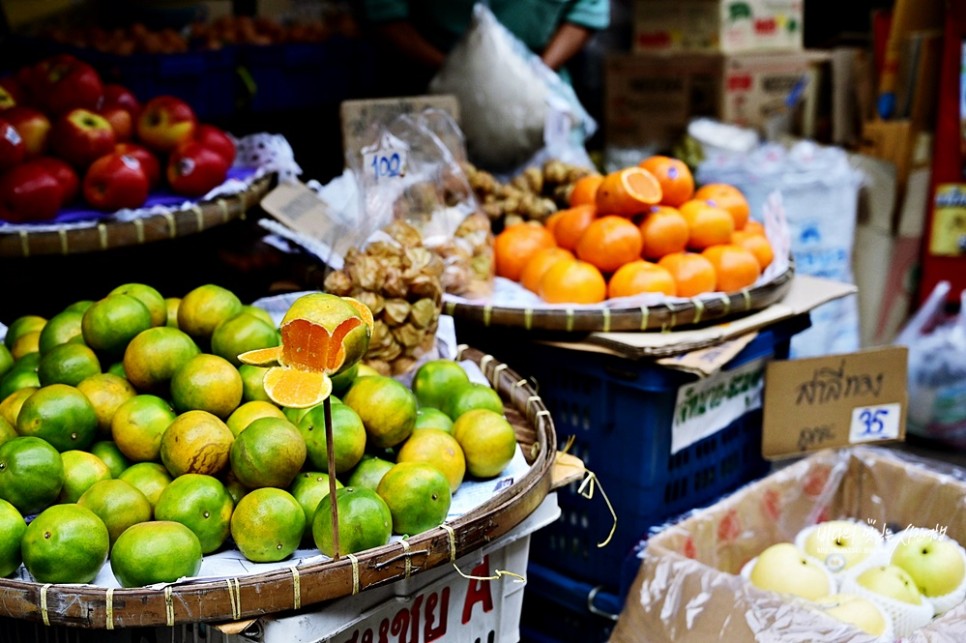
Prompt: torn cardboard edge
<box><xmin>539</xmin><ymin>276</ymin><xmax>857</xmax><ymax>371</ymax></box>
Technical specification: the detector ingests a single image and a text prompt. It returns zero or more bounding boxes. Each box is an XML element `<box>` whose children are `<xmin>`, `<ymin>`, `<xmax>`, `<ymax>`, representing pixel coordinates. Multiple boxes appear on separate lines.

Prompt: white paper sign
<box><xmin>849</xmin><ymin>402</ymin><xmax>902</xmax><ymax>443</ymax></box>
<box><xmin>671</xmin><ymin>358</ymin><xmax>767</xmax><ymax>454</ymax></box>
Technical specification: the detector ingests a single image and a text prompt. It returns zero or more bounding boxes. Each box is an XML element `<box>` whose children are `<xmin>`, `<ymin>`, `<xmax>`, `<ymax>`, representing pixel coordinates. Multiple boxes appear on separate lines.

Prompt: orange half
<box><xmin>595</xmin><ymin>167</ymin><xmax>663</xmax><ymax>216</ymax></box>
<box><xmin>262</xmin><ymin>367</ymin><xmax>333</xmax><ymax>409</ymax></box>
<box><xmin>238</xmin><ymin>346</ymin><xmax>283</xmax><ymax>366</ymax></box>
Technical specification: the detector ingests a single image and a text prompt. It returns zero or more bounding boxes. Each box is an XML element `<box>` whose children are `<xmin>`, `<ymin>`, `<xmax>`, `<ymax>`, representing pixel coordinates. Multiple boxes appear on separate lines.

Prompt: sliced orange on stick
<box><xmin>238</xmin><ymin>292</ymin><xmax>374</xmax><ymax>561</ymax></box>
<box><xmin>239</xmin><ymin>294</ymin><xmax>373</xmax><ymax>409</ymax></box>
<box><xmin>595</xmin><ymin>167</ymin><xmax>663</xmax><ymax>216</ymax></box>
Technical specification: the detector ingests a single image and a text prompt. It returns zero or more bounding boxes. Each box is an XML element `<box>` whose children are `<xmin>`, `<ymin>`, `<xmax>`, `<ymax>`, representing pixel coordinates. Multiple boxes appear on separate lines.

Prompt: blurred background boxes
<box><xmin>633</xmin><ymin>0</ymin><xmax>803</xmax><ymax>54</ymax></box>
<box><xmin>605</xmin><ymin>50</ymin><xmax>828</xmax><ymax>153</ymax></box>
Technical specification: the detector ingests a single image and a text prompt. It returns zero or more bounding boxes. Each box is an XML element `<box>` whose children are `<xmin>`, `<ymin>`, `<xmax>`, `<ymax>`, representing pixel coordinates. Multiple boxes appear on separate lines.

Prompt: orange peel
<box><xmin>239</xmin><ymin>294</ymin><xmax>373</xmax><ymax>408</ymax></box>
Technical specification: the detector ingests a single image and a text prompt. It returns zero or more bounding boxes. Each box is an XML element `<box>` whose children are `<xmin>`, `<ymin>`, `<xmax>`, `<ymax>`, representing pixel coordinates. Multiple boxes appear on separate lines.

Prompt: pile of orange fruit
<box><xmin>493</xmin><ymin>156</ymin><xmax>775</xmax><ymax>304</ymax></box>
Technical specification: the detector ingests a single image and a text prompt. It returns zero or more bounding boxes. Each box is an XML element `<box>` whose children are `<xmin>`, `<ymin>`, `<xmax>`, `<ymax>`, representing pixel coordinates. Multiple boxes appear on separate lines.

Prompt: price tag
<box><xmin>363</xmin><ymin>149</ymin><xmax>407</xmax><ymax>182</ymax></box>
<box><xmin>849</xmin><ymin>403</ymin><xmax>901</xmax><ymax>443</ymax></box>
<box><xmin>761</xmin><ymin>346</ymin><xmax>908</xmax><ymax>459</ymax></box>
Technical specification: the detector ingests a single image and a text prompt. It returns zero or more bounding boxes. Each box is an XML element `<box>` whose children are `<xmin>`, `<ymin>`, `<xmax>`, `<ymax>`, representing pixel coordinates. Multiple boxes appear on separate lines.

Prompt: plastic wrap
<box><xmin>697</xmin><ymin>140</ymin><xmax>864</xmax><ymax>359</ymax></box>
<box><xmin>429</xmin><ymin>3</ymin><xmax>596</xmax><ymax>173</ymax></box>
<box><xmin>896</xmin><ymin>281</ymin><xmax>966</xmax><ymax>448</ymax></box>
<box><xmin>613</xmin><ymin>448</ymin><xmax>966</xmax><ymax>642</ymax></box>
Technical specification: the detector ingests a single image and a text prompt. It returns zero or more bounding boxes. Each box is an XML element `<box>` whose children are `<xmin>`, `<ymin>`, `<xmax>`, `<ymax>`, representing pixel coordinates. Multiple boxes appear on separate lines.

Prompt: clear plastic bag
<box><xmin>429</xmin><ymin>3</ymin><xmax>596</xmax><ymax>173</ymax></box>
<box><xmin>895</xmin><ymin>281</ymin><xmax>966</xmax><ymax>447</ymax></box>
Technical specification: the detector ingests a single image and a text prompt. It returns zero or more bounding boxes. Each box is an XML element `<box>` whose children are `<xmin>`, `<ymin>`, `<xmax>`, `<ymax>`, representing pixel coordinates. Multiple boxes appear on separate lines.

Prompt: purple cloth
<box><xmin>38</xmin><ymin>166</ymin><xmax>260</xmax><ymax>225</ymax></box>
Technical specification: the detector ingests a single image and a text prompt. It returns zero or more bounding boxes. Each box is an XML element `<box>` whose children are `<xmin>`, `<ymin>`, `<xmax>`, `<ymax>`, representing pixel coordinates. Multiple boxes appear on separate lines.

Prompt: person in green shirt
<box><xmin>361</xmin><ymin>0</ymin><xmax>610</xmax><ymax>93</ymax></box>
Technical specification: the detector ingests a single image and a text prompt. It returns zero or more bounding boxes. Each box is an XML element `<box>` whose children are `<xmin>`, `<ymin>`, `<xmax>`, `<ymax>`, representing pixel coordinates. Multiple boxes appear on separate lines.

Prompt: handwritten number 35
<box><xmin>859</xmin><ymin>409</ymin><xmax>888</xmax><ymax>435</ymax></box>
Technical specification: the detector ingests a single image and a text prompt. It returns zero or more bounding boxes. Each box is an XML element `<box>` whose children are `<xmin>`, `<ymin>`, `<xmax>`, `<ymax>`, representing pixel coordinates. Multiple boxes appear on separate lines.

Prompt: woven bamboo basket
<box><xmin>0</xmin><ymin>176</ymin><xmax>273</xmax><ymax>258</ymax></box>
<box><xmin>444</xmin><ymin>263</ymin><xmax>795</xmax><ymax>333</ymax></box>
<box><xmin>0</xmin><ymin>346</ymin><xmax>556</xmax><ymax>629</ymax></box>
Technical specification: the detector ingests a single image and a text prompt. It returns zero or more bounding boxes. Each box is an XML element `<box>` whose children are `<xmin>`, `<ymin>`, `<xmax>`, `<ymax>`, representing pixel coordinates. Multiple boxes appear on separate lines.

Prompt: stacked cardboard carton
<box><xmin>606</xmin><ymin>0</ymin><xmax>822</xmax><ymax>152</ymax></box>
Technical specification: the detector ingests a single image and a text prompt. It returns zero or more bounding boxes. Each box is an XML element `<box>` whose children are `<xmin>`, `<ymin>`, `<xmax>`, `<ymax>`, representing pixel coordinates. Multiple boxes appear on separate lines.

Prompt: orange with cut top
<box><xmin>595</xmin><ymin>167</ymin><xmax>662</xmax><ymax>216</ymax></box>
<box><xmin>239</xmin><ymin>293</ymin><xmax>373</xmax><ymax>409</ymax></box>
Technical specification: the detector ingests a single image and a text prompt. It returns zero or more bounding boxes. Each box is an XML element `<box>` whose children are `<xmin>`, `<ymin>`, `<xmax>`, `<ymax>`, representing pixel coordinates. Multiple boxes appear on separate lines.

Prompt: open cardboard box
<box><xmin>612</xmin><ymin>447</ymin><xmax>966</xmax><ymax>641</ymax></box>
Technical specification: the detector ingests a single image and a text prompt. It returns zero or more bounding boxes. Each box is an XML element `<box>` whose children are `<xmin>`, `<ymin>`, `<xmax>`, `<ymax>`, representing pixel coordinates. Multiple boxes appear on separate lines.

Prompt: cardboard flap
<box><xmin>541</xmin><ymin>275</ymin><xmax>856</xmax><ymax>360</ymax></box>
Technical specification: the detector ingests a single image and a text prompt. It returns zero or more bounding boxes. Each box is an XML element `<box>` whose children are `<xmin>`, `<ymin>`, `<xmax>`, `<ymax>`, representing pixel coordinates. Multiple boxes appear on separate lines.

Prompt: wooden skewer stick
<box><xmin>324</xmin><ymin>395</ymin><xmax>340</xmax><ymax>559</ymax></box>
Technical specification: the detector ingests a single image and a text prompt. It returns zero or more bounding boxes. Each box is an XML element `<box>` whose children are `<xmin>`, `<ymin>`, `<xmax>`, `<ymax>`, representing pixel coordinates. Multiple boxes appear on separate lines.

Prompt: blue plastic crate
<box><xmin>4</xmin><ymin>38</ymin><xmax>237</xmax><ymax>120</ymax></box>
<box><xmin>497</xmin><ymin>314</ymin><xmax>811</xmax><ymax>587</ymax></box>
<box><xmin>520</xmin><ymin>562</ymin><xmax>620</xmax><ymax>643</ymax></box>
<box><xmin>97</xmin><ymin>48</ymin><xmax>237</xmax><ymax>119</ymax></box>
<box><xmin>239</xmin><ymin>38</ymin><xmax>354</xmax><ymax>112</ymax></box>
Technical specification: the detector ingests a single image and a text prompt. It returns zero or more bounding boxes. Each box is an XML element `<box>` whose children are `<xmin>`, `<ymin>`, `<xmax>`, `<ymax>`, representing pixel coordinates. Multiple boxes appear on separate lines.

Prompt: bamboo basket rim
<box><xmin>0</xmin><ymin>346</ymin><xmax>556</xmax><ymax>629</ymax></box>
<box><xmin>443</xmin><ymin>263</ymin><xmax>796</xmax><ymax>333</ymax></box>
<box><xmin>0</xmin><ymin>176</ymin><xmax>274</xmax><ymax>258</ymax></box>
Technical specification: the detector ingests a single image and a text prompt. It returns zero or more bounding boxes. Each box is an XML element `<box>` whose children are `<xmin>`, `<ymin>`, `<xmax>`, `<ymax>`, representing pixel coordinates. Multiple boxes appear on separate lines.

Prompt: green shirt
<box><xmin>363</xmin><ymin>0</ymin><xmax>610</xmax><ymax>54</ymax></box>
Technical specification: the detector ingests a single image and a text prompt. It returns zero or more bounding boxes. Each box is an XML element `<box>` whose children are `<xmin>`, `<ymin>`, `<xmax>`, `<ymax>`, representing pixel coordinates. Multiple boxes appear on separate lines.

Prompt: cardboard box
<box><xmin>613</xmin><ymin>448</ymin><xmax>966</xmax><ymax>641</ymax></box>
<box><xmin>633</xmin><ymin>0</ymin><xmax>803</xmax><ymax>53</ymax></box>
<box><xmin>605</xmin><ymin>51</ymin><xmax>828</xmax><ymax>151</ymax></box>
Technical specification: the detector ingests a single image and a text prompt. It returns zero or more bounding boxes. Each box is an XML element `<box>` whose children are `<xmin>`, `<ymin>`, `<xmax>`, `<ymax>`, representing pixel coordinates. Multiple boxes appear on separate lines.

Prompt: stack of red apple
<box><xmin>0</xmin><ymin>54</ymin><xmax>237</xmax><ymax>224</ymax></box>
<box><xmin>741</xmin><ymin>519</ymin><xmax>966</xmax><ymax>638</ymax></box>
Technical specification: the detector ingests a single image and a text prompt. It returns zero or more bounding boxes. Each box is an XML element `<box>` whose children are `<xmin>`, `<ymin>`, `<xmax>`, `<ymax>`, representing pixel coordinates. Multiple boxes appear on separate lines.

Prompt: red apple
<box><xmin>194</xmin><ymin>124</ymin><xmax>235</xmax><ymax>166</ymax></box>
<box><xmin>167</xmin><ymin>140</ymin><xmax>228</xmax><ymax>196</ymax></box>
<box><xmin>0</xmin><ymin>76</ymin><xmax>23</xmax><ymax>111</ymax></box>
<box><xmin>4</xmin><ymin>107</ymin><xmax>51</xmax><ymax>158</ymax></box>
<box><xmin>99</xmin><ymin>105</ymin><xmax>133</xmax><ymax>142</ymax></box>
<box><xmin>51</xmin><ymin>108</ymin><xmax>116</xmax><ymax>169</ymax></box>
<box><xmin>0</xmin><ymin>160</ymin><xmax>62</xmax><ymax>222</ymax></box>
<box><xmin>136</xmin><ymin>95</ymin><xmax>197</xmax><ymax>153</ymax></box>
<box><xmin>100</xmin><ymin>84</ymin><xmax>141</xmax><ymax>118</ymax></box>
<box><xmin>83</xmin><ymin>152</ymin><xmax>149</xmax><ymax>210</ymax></box>
<box><xmin>32</xmin><ymin>54</ymin><xmax>104</xmax><ymax>115</ymax></box>
<box><xmin>115</xmin><ymin>142</ymin><xmax>160</xmax><ymax>189</ymax></box>
<box><xmin>33</xmin><ymin>156</ymin><xmax>79</xmax><ymax>206</ymax></box>
<box><xmin>0</xmin><ymin>119</ymin><xmax>26</xmax><ymax>172</ymax></box>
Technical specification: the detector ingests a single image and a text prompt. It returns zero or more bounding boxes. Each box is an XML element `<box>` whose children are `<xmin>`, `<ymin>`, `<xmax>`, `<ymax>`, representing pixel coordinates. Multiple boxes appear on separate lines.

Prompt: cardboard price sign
<box><xmin>761</xmin><ymin>346</ymin><xmax>908</xmax><ymax>459</ymax></box>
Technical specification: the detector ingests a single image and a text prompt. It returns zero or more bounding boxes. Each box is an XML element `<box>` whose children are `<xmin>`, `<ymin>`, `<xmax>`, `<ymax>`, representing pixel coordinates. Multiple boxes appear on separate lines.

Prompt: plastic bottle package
<box><xmin>697</xmin><ymin>141</ymin><xmax>864</xmax><ymax>358</ymax></box>
<box><xmin>895</xmin><ymin>281</ymin><xmax>966</xmax><ymax>448</ymax></box>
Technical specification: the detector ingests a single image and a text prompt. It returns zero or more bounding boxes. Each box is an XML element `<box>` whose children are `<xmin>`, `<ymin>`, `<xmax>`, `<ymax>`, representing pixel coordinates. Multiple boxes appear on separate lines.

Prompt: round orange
<box><xmin>595</xmin><ymin>167</ymin><xmax>662</xmax><ymax>216</ymax></box>
<box><xmin>701</xmin><ymin>244</ymin><xmax>762</xmax><ymax>292</ymax></box>
<box><xmin>607</xmin><ymin>261</ymin><xmax>677</xmax><ymax>299</ymax></box>
<box><xmin>544</xmin><ymin>210</ymin><xmax>565</xmax><ymax>237</ymax></box>
<box><xmin>538</xmin><ymin>259</ymin><xmax>607</xmax><ymax>304</ymax></box>
<box><xmin>568</xmin><ymin>174</ymin><xmax>604</xmax><ymax>207</ymax></box>
<box><xmin>681</xmin><ymin>203</ymin><xmax>735</xmax><ymax>250</ymax></box>
<box><xmin>742</xmin><ymin>220</ymin><xmax>766</xmax><ymax>236</ymax></box>
<box><xmin>552</xmin><ymin>204</ymin><xmax>597</xmax><ymax>251</ymax></box>
<box><xmin>695</xmin><ymin>183</ymin><xmax>750</xmax><ymax>230</ymax></box>
<box><xmin>639</xmin><ymin>156</ymin><xmax>694</xmax><ymax>207</ymax></box>
<box><xmin>575</xmin><ymin>215</ymin><xmax>643</xmax><ymax>273</ymax></box>
<box><xmin>658</xmin><ymin>252</ymin><xmax>717</xmax><ymax>298</ymax></box>
<box><xmin>638</xmin><ymin>206</ymin><xmax>689</xmax><ymax>260</ymax></box>
<box><xmin>731</xmin><ymin>230</ymin><xmax>774</xmax><ymax>270</ymax></box>
<box><xmin>520</xmin><ymin>247</ymin><xmax>575</xmax><ymax>293</ymax></box>
<box><xmin>494</xmin><ymin>223</ymin><xmax>557</xmax><ymax>282</ymax></box>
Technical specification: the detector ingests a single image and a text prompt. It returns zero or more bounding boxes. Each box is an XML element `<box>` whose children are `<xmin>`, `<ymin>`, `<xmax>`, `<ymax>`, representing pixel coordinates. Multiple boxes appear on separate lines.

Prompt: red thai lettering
<box><xmin>425</xmin><ymin>588</ymin><xmax>450</xmax><ymax>641</ymax></box>
<box><xmin>409</xmin><ymin>595</ymin><xmax>423</xmax><ymax>642</ymax></box>
<box><xmin>391</xmin><ymin>606</ymin><xmax>410</xmax><ymax>642</ymax></box>
<box><xmin>754</xmin><ymin>18</ymin><xmax>776</xmax><ymax>34</ymax></box>
<box><xmin>461</xmin><ymin>556</ymin><xmax>494</xmax><ymax>624</ymax></box>
<box><xmin>728</xmin><ymin>74</ymin><xmax>753</xmax><ymax>91</ymax></box>
<box><xmin>378</xmin><ymin>617</ymin><xmax>390</xmax><ymax>643</ymax></box>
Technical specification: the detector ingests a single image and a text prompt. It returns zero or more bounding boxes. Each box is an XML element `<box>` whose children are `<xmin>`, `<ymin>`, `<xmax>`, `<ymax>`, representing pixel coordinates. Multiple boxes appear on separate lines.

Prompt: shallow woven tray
<box><xmin>0</xmin><ymin>176</ymin><xmax>274</xmax><ymax>258</ymax></box>
<box><xmin>0</xmin><ymin>346</ymin><xmax>556</xmax><ymax>629</ymax></box>
<box><xmin>444</xmin><ymin>264</ymin><xmax>795</xmax><ymax>333</ymax></box>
